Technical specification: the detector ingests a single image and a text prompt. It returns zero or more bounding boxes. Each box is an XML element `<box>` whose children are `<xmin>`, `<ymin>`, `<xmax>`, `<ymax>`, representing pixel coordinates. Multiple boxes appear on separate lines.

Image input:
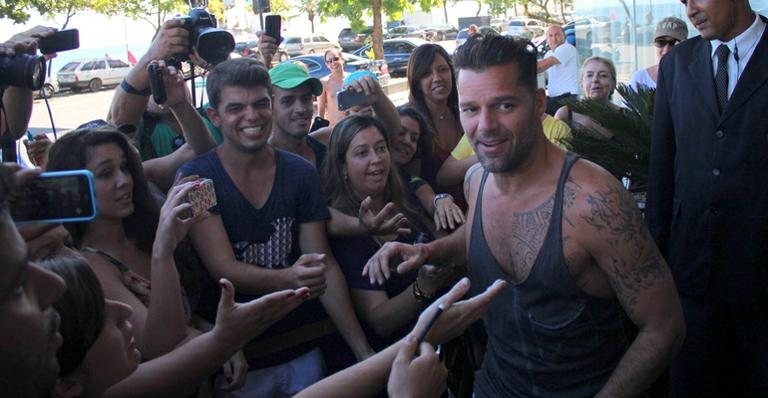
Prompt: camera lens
<box><xmin>196</xmin><ymin>29</ymin><xmax>235</xmax><ymax>65</ymax></box>
<box><xmin>0</xmin><ymin>54</ymin><xmax>46</xmax><ymax>90</ymax></box>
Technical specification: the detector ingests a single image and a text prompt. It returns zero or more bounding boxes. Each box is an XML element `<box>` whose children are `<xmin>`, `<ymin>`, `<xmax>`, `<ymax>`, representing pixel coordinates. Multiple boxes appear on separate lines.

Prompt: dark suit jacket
<box><xmin>646</xmin><ymin>16</ymin><xmax>768</xmax><ymax>303</ymax></box>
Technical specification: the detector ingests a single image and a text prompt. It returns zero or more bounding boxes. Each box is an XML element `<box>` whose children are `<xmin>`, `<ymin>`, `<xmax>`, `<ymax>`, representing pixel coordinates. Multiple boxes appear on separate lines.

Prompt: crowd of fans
<box><xmin>1</xmin><ymin>0</ymin><xmax>766</xmax><ymax>395</ymax></box>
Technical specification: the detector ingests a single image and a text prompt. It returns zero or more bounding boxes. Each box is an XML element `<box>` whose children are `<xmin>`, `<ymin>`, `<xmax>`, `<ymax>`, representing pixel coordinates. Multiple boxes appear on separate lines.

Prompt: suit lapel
<box><xmin>688</xmin><ymin>40</ymin><xmax>719</xmax><ymax>117</ymax></box>
<box><xmin>722</xmin><ymin>20</ymin><xmax>768</xmax><ymax>123</ymax></box>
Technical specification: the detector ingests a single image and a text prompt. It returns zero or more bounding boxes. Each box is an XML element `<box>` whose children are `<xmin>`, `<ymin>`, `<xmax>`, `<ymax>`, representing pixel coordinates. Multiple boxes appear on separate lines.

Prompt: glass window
<box><xmin>95</xmin><ymin>61</ymin><xmax>106</xmax><ymax>70</ymax></box>
<box><xmin>80</xmin><ymin>62</ymin><xmax>96</xmax><ymax>71</ymax></box>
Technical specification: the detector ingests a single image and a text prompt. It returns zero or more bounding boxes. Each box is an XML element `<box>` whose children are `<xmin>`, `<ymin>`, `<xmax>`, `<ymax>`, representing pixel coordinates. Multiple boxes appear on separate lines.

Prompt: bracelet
<box><xmin>120</xmin><ymin>79</ymin><xmax>151</xmax><ymax>96</ymax></box>
<box><xmin>412</xmin><ymin>277</ymin><xmax>434</xmax><ymax>302</ymax></box>
<box><xmin>433</xmin><ymin>193</ymin><xmax>454</xmax><ymax>210</ymax></box>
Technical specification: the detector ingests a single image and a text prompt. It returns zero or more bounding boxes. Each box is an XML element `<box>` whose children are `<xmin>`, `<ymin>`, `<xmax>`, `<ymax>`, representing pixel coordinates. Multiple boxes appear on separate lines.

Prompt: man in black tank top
<box><xmin>363</xmin><ymin>36</ymin><xmax>685</xmax><ymax>397</ymax></box>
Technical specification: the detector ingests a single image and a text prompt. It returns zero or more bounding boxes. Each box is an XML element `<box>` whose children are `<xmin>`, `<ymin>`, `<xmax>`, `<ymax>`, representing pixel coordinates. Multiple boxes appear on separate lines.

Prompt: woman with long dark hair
<box><xmin>406</xmin><ymin>44</ymin><xmax>466</xmax><ymax>209</ymax></box>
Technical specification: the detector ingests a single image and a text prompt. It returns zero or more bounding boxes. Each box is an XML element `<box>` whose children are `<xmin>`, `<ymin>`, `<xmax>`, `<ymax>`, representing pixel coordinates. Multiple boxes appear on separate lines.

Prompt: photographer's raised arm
<box><xmin>1</xmin><ymin>26</ymin><xmax>57</xmax><ymax>140</ymax></box>
<box><xmin>107</xmin><ymin>19</ymin><xmax>189</xmax><ymax>130</ymax></box>
<box><xmin>142</xmin><ymin>61</ymin><xmax>216</xmax><ymax>191</ymax></box>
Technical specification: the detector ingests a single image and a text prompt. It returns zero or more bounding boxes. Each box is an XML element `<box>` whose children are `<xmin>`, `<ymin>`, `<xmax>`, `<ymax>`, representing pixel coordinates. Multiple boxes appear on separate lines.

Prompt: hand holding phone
<box><xmin>265</xmin><ymin>15</ymin><xmax>283</xmax><ymax>45</ymax></box>
<box><xmin>147</xmin><ymin>63</ymin><xmax>167</xmax><ymax>105</ymax></box>
<box><xmin>38</xmin><ymin>29</ymin><xmax>80</xmax><ymax>54</ymax></box>
<box><xmin>9</xmin><ymin>170</ymin><xmax>98</xmax><ymax>223</ymax></box>
<box><xmin>186</xmin><ymin>178</ymin><xmax>217</xmax><ymax>218</ymax></box>
<box><xmin>337</xmin><ymin>89</ymin><xmax>371</xmax><ymax>111</ymax></box>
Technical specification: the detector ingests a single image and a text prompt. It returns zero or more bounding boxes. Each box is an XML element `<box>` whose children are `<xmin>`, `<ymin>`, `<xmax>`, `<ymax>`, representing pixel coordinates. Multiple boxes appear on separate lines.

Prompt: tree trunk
<box><xmin>475</xmin><ymin>0</ymin><xmax>481</xmax><ymax>16</ymax></box>
<box><xmin>309</xmin><ymin>11</ymin><xmax>315</xmax><ymax>33</ymax></box>
<box><xmin>443</xmin><ymin>0</ymin><xmax>448</xmax><ymax>24</ymax></box>
<box><xmin>372</xmin><ymin>0</ymin><xmax>384</xmax><ymax>60</ymax></box>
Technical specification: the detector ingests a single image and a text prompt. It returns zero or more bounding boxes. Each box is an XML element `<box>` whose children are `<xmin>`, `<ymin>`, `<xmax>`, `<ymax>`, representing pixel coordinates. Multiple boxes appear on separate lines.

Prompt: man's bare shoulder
<box><xmin>562</xmin><ymin>157</ymin><xmax>633</xmax><ymax>224</ymax></box>
<box><xmin>463</xmin><ymin>162</ymin><xmax>485</xmax><ymax>202</ymax></box>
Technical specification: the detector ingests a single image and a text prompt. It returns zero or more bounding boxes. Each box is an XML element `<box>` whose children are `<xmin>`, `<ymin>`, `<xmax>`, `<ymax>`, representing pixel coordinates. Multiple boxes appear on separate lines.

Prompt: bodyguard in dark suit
<box><xmin>647</xmin><ymin>0</ymin><xmax>768</xmax><ymax>395</ymax></box>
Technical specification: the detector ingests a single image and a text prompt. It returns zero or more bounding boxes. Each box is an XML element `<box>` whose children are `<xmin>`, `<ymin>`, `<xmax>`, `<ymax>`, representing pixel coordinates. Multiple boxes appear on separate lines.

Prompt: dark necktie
<box><xmin>715</xmin><ymin>44</ymin><xmax>730</xmax><ymax>113</ymax></box>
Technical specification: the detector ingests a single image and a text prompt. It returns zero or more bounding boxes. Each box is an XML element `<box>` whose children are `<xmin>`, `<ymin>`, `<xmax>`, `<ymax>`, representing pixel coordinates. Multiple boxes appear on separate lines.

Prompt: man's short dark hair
<box><xmin>206</xmin><ymin>58</ymin><xmax>272</xmax><ymax>109</ymax></box>
<box><xmin>453</xmin><ymin>35</ymin><xmax>539</xmax><ymax>95</ymax></box>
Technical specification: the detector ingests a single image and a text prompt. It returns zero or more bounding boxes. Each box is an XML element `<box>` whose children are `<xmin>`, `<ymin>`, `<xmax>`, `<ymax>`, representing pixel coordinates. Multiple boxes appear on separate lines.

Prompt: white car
<box><xmin>57</xmin><ymin>58</ymin><xmax>132</xmax><ymax>93</ymax></box>
<box><xmin>283</xmin><ymin>35</ymin><xmax>340</xmax><ymax>57</ymax></box>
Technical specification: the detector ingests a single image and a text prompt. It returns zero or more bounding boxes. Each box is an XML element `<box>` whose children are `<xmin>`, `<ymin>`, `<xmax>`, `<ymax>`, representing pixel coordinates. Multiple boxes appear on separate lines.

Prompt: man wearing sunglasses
<box><xmin>648</xmin><ymin>0</ymin><xmax>768</xmax><ymax>395</ymax></box>
<box><xmin>317</xmin><ymin>49</ymin><xmax>347</xmax><ymax>126</ymax></box>
<box><xmin>629</xmin><ymin>17</ymin><xmax>688</xmax><ymax>90</ymax></box>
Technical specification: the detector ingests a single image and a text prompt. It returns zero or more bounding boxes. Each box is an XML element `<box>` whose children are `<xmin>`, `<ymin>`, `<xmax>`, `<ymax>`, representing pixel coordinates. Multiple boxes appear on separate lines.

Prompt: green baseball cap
<box><xmin>269</xmin><ymin>63</ymin><xmax>323</xmax><ymax>96</ymax></box>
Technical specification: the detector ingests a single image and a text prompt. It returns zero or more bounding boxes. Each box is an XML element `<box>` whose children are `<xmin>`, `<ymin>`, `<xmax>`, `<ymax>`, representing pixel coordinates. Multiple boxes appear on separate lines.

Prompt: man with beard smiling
<box><xmin>647</xmin><ymin>0</ymin><xmax>768</xmax><ymax>395</ymax></box>
<box><xmin>0</xmin><ymin>165</ymin><xmax>67</xmax><ymax>398</ymax></box>
<box><xmin>363</xmin><ymin>35</ymin><xmax>685</xmax><ymax>397</ymax></box>
<box><xmin>180</xmin><ymin>58</ymin><xmax>374</xmax><ymax>396</ymax></box>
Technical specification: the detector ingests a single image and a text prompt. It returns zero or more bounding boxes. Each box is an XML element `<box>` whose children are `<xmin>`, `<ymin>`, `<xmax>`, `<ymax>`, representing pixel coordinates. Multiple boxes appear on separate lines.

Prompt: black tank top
<box><xmin>469</xmin><ymin>153</ymin><xmax>629</xmax><ymax>397</ymax></box>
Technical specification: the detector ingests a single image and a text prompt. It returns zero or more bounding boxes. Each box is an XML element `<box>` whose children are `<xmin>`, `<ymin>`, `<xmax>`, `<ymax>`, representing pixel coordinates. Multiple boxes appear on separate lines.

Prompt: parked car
<box><xmin>338</xmin><ymin>27</ymin><xmax>374</xmax><ymax>52</ymax></box>
<box><xmin>37</xmin><ymin>74</ymin><xmax>58</xmax><ymax>99</ymax></box>
<box><xmin>385</xmin><ymin>25</ymin><xmax>429</xmax><ymax>41</ymax></box>
<box><xmin>352</xmin><ymin>38</ymin><xmax>429</xmax><ymax>77</ymax></box>
<box><xmin>281</xmin><ymin>53</ymin><xmax>389</xmax><ymax>85</ymax></box>
<box><xmin>57</xmin><ymin>58</ymin><xmax>132</xmax><ymax>93</ymax></box>
<box><xmin>419</xmin><ymin>24</ymin><xmax>459</xmax><ymax>41</ymax></box>
<box><xmin>234</xmin><ymin>40</ymin><xmax>259</xmax><ymax>57</ymax></box>
<box><xmin>283</xmin><ymin>35</ymin><xmax>340</xmax><ymax>57</ymax></box>
<box><xmin>455</xmin><ymin>26</ymin><xmax>500</xmax><ymax>46</ymax></box>
<box><xmin>507</xmin><ymin>18</ymin><xmax>546</xmax><ymax>39</ymax></box>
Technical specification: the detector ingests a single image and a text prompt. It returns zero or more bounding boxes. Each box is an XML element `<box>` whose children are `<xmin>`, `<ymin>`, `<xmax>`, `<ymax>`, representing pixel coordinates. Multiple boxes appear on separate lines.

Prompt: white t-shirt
<box><xmin>629</xmin><ymin>68</ymin><xmax>656</xmax><ymax>90</ymax></box>
<box><xmin>544</xmin><ymin>43</ymin><xmax>579</xmax><ymax>97</ymax></box>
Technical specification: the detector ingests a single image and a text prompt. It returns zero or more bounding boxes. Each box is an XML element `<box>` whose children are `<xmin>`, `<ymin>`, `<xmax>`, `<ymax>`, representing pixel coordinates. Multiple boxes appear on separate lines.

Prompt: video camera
<box><xmin>175</xmin><ymin>8</ymin><xmax>234</xmax><ymax>65</ymax></box>
<box><xmin>0</xmin><ymin>29</ymin><xmax>80</xmax><ymax>91</ymax></box>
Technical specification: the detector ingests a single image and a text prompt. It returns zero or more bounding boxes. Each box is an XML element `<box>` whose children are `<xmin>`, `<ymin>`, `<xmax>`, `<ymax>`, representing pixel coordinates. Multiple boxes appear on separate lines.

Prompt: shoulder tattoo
<box><xmin>581</xmin><ymin>183</ymin><xmax>668</xmax><ymax>316</ymax></box>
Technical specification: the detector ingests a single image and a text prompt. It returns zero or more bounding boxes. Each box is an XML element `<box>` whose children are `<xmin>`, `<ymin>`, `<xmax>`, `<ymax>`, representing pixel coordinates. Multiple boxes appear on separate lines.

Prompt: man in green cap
<box><xmin>268</xmin><ymin>62</ymin><xmax>328</xmax><ymax>169</ymax></box>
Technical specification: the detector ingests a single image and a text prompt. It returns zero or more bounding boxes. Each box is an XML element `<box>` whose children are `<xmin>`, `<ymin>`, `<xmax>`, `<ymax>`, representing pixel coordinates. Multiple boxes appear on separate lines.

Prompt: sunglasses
<box><xmin>654</xmin><ymin>38</ymin><xmax>680</xmax><ymax>48</ymax></box>
<box><xmin>325</xmin><ymin>56</ymin><xmax>340</xmax><ymax>63</ymax></box>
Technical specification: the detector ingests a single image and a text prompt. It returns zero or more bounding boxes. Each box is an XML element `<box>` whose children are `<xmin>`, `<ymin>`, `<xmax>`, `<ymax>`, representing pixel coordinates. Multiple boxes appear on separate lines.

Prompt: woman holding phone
<box><xmin>46</xmin><ymin>127</ymin><xmax>250</xmax><ymax>393</ymax></box>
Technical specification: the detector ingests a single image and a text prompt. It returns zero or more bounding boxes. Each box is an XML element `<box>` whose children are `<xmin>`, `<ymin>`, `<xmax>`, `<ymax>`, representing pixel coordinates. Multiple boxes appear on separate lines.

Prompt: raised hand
<box><xmin>146</xmin><ymin>19</ymin><xmax>190</xmax><ymax>62</ymax></box>
<box><xmin>387</xmin><ymin>335</ymin><xmax>447</xmax><ymax>398</ymax></box>
<box><xmin>282</xmin><ymin>253</ymin><xmax>327</xmax><ymax>299</ymax></box>
<box><xmin>213</xmin><ymin>278</ymin><xmax>309</xmax><ymax>347</ymax></box>
<box><xmin>433</xmin><ymin>196</ymin><xmax>465</xmax><ymax>231</ymax></box>
<box><xmin>359</xmin><ymin>196</ymin><xmax>411</xmax><ymax>236</ymax></box>
<box><xmin>411</xmin><ymin>277</ymin><xmax>507</xmax><ymax>345</ymax></box>
<box><xmin>153</xmin><ymin>178</ymin><xmax>209</xmax><ymax>255</ymax></box>
<box><xmin>363</xmin><ymin>241</ymin><xmax>427</xmax><ymax>285</ymax></box>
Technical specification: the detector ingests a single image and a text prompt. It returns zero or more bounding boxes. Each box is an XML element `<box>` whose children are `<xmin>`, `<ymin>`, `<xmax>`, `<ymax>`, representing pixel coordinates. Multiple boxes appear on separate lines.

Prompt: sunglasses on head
<box><xmin>654</xmin><ymin>38</ymin><xmax>680</xmax><ymax>48</ymax></box>
<box><xmin>325</xmin><ymin>56</ymin><xmax>340</xmax><ymax>63</ymax></box>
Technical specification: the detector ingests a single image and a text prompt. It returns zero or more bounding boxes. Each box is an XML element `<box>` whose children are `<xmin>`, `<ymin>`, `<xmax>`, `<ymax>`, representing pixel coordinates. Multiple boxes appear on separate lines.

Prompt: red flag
<box><xmin>127</xmin><ymin>50</ymin><xmax>138</xmax><ymax>65</ymax></box>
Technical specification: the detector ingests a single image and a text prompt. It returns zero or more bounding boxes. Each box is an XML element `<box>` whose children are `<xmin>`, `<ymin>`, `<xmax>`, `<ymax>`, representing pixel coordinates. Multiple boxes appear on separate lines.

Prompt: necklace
<box><xmin>437</xmin><ymin>111</ymin><xmax>447</xmax><ymax>120</ymax></box>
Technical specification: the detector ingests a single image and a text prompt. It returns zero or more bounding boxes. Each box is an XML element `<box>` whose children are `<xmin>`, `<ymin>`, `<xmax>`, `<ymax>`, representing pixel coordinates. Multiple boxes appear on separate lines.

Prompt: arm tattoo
<box><xmin>581</xmin><ymin>184</ymin><xmax>668</xmax><ymax>316</ymax></box>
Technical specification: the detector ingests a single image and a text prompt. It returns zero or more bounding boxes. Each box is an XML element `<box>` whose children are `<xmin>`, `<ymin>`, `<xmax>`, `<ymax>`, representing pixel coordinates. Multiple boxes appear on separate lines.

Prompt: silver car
<box><xmin>283</xmin><ymin>35</ymin><xmax>340</xmax><ymax>57</ymax></box>
<box><xmin>57</xmin><ymin>58</ymin><xmax>132</xmax><ymax>93</ymax></box>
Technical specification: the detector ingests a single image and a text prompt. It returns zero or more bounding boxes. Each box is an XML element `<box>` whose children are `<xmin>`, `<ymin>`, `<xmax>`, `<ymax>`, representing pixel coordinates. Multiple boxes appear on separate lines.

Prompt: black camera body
<box><xmin>0</xmin><ymin>53</ymin><xmax>46</xmax><ymax>90</ymax></box>
<box><xmin>176</xmin><ymin>8</ymin><xmax>234</xmax><ymax>65</ymax></box>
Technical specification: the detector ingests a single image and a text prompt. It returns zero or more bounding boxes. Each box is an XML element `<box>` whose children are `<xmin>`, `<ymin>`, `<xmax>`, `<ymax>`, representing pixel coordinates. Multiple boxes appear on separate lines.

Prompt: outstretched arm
<box><xmin>296</xmin><ymin>277</ymin><xmax>507</xmax><ymax>398</ymax></box>
<box><xmin>577</xmin><ymin>176</ymin><xmax>684</xmax><ymax>397</ymax></box>
<box><xmin>299</xmin><ymin>221</ymin><xmax>374</xmax><ymax>360</ymax></box>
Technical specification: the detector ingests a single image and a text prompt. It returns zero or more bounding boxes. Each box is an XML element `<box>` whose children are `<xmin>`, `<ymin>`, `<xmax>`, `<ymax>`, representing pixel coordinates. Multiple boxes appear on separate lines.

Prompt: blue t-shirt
<box><xmin>179</xmin><ymin>148</ymin><xmax>331</xmax><ymax>369</ymax></box>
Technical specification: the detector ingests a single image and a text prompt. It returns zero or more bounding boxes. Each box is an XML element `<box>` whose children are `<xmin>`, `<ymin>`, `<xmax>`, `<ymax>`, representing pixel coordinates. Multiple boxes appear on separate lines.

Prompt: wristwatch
<box><xmin>433</xmin><ymin>193</ymin><xmax>454</xmax><ymax>209</ymax></box>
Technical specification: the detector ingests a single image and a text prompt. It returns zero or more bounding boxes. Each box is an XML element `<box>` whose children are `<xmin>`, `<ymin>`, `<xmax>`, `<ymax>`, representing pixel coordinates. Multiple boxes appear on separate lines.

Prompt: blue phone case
<box><xmin>11</xmin><ymin>170</ymin><xmax>99</xmax><ymax>224</ymax></box>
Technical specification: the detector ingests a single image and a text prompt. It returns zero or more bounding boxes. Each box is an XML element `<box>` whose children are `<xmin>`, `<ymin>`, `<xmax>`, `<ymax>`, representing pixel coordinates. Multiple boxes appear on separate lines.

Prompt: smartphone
<box><xmin>265</xmin><ymin>15</ymin><xmax>282</xmax><ymax>45</ymax></box>
<box><xmin>309</xmin><ymin>116</ymin><xmax>330</xmax><ymax>133</ymax></box>
<box><xmin>147</xmin><ymin>63</ymin><xmax>167</xmax><ymax>105</ymax></box>
<box><xmin>186</xmin><ymin>178</ymin><xmax>217</xmax><ymax>218</ymax></box>
<box><xmin>337</xmin><ymin>89</ymin><xmax>370</xmax><ymax>111</ymax></box>
<box><xmin>38</xmin><ymin>29</ymin><xmax>80</xmax><ymax>55</ymax></box>
<box><xmin>9</xmin><ymin>170</ymin><xmax>98</xmax><ymax>224</ymax></box>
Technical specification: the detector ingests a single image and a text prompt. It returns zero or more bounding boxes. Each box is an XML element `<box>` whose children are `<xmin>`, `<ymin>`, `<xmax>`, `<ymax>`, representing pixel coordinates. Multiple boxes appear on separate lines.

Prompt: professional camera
<box><xmin>177</xmin><ymin>8</ymin><xmax>234</xmax><ymax>65</ymax></box>
<box><xmin>0</xmin><ymin>53</ymin><xmax>46</xmax><ymax>90</ymax></box>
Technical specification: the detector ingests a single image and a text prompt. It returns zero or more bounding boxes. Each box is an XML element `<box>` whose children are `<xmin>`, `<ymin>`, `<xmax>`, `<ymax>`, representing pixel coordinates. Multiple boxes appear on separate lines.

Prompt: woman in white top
<box><xmin>629</xmin><ymin>17</ymin><xmax>688</xmax><ymax>90</ymax></box>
